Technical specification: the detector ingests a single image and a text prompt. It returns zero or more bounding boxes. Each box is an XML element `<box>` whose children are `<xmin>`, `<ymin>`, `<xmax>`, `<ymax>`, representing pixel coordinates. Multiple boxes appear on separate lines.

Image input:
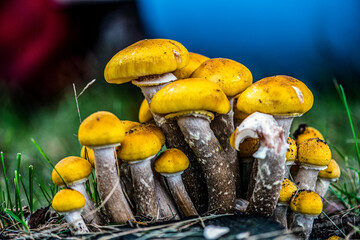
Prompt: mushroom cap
<box><xmin>318</xmin><ymin>159</ymin><xmax>340</xmax><ymax>180</ymax></box>
<box><xmin>154</xmin><ymin>148</ymin><xmax>189</xmax><ymax>174</ymax></box>
<box><xmin>104</xmin><ymin>39</ymin><xmax>189</xmax><ymax>84</ymax></box>
<box><xmin>173</xmin><ymin>52</ymin><xmax>209</xmax><ymax>79</ymax></box>
<box><xmin>80</xmin><ymin>146</ymin><xmax>95</xmax><ymax>167</ymax></box>
<box><xmin>52</xmin><ymin>189</ymin><xmax>86</xmax><ymax>213</ymax></box>
<box><xmin>236</xmin><ymin>75</ymin><xmax>314</xmax><ymax>116</ymax></box>
<box><xmin>138</xmin><ymin>99</ymin><xmax>153</xmax><ymax>123</ymax></box>
<box><xmin>120</xmin><ymin>120</ymin><xmax>141</xmax><ymax>132</ymax></box>
<box><xmin>327</xmin><ymin>236</ymin><xmax>341</xmax><ymax>240</ymax></box>
<box><xmin>150</xmin><ymin>78</ymin><xmax>230</xmax><ymax>116</ymax></box>
<box><xmin>78</xmin><ymin>111</ymin><xmax>125</xmax><ymax>147</ymax></box>
<box><xmin>286</xmin><ymin>137</ymin><xmax>297</xmax><ymax>163</ymax></box>
<box><xmin>130</xmin><ymin>123</ymin><xmax>166</xmax><ymax>146</ymax></box>
<box><xmin>116</xmin><ymin>127</ymin><xmax>162</xmax><ymax>162</ymax></box>
<box><xmin>290</xmin><ymin>190</ymin><xmax>323</xmax><ymax>216</ymax></box>
<box><xmin>230</xmin><ymin>132</ymin><xmax>259</xmax><ymax>158</ymax></box>
<box><xmin>278</xmin><ymin>178</ymin><xmax>298</xmax><ymax>204</ymax></box>
<box><xmin>296</xmin><ymin>138</ymin><xmax>332</xmax><ymax>167</ymax></box>
<box><xmin>52</xmin><ymin>156</ymin><xmax>92</xmax><ymax>186</ymax></box>
<box><xmin>293</xmin><ymin>124</ymin><xmax>325</xmax><ymax>145</ymax></box>
<box><xmin>233</xmin><ymin>93</ymin><xmax>249</xmax><ymax>122</ymax></box>
<box><xmin>191</xmin><ymin>58</ymin><xmax>253</xmax><ymax>97</ymax></box>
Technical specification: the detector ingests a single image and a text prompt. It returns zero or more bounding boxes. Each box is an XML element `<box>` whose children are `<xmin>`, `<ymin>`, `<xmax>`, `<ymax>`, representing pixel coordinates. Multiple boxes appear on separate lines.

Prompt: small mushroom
<box><xmin>315</xmin><ymin>159</ymin><xmax>340</xmax><ymax>197</ymax></box>
<box><xmin>78</xmin><ymin>111</ymin><xmax>134</xmax><ymax>223</ymax></box>
<box><xmin>80</xmin><ymin>146</ymin><xmax>95</xmax><ymax>167</ymax></box>
<box><xmin>273</xmin><ymin>178</ymin><xmax>297</xmax><ymax>228</ymax></box>
<box><xmin>289</xmin><ymin>190</ymin><xmax>323</xmax><ymax>240</ymax></box>
<box><xmin>52</xmin><ymin>156</ymin><xmax>104</xmax><ymax>224</ymax></box>
<box><xmin>52</xmin><ymin>189</ymin><xmax>89</xmax><ymax>234</ymax></box>
<box><xmin>139</xmin><ymin>99</ymin><xmax>154</xmax><ymax>123</ymax></box>
<box><xmin>293</xmin><ymin>124</ymin><xmax>324</xmax><ymax>145</ymax></box>
<box><xmin>154</xmin><ymin>148</ymin><xmax>198</xmax><ymax>217</ymax></box>
<box><xmin>151</xmin><ymin>78</ymin><xmax>236</xmax><ymax>213</ymax></box>
<box><xmin>173</xmin><ymin>52</ymin><xmax>209</xmax><ymax>79</ymax></box>
<box><xmin>231</xmin><ymin>112</ymin><xmax>287</xmax><ymax>216</ymax></box>
<box><xmin>285</xmin><ymin>137</ymin><xmax>297</xmax><ymax>179</ymax></box>
<box><xmin>294</xmin><ymin>138</ymin><xmax>332</xmax><ymax>191</ymax></box>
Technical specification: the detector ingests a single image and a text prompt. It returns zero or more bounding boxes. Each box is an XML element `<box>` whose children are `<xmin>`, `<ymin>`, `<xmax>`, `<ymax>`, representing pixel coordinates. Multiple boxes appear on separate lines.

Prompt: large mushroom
<box><xmin>236</xmin><ymin>75</ymin><xmax>314</xmax><ymax>138</ymax></box>
<box><xmin>191</xmin><ymin>58</ymin><xmax>253</xmax><ymax>197</ymax></box>
<box><xmin>230</xmin><ymin>112</ymin><xmax>288</xmax><ymax>216</ymax></box>
<box><xmin>52</xmin><ymin>156</ymin><xmax>104</xmax><ymax>224</ymax></box>
<box><xmin>150</xmin><ymin>78</ymin><xmax>236</xmax><ymax>213</ymax></box>
<box><xmin>78</xmin><ymin>111</ymin><xmax>134</xmax><ymax>223</ymax></box>
<box><xmin>315</xmin><ymin>159</ymin><xmax>340</xmax><ymax>197</ymax></box>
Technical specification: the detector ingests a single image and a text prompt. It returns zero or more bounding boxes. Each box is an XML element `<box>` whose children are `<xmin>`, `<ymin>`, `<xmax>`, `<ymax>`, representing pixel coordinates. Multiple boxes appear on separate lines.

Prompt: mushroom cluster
<box><xmin>49</xmin><ymin>39</ymin><xmax>340</xmax><ymax>239</ymax></box>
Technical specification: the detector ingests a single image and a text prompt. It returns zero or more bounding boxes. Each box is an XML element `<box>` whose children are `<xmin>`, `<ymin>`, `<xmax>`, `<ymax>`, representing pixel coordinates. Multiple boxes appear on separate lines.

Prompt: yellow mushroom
<box><xmin>315</xmin><ymin>159</ymin><xmax>340</xmax><ymax>197</ymax></box>
<box><xmin>293</xmin><ymin>124</ymin><xmax>325</xmax><ymax>145</ymax></box>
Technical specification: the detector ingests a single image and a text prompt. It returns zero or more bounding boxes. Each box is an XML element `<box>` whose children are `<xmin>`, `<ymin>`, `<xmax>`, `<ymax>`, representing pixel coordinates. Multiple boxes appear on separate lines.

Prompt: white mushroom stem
<box><xmin>274</xmin><ymin>116</ymin><xmax>295</xmax><ymax>139</ymax></box>
<box><xmin>127</xmin><ymin>156</ymin><xmax>157</xmax><ymax>218</ymax></box>
<box><xmin>134</xmin><ymin>73</ymin><xmax>208</xmax><ymax>214</ymax></box>
<box><xmin>289</xmin><ymin>213</ymin><xmax>316</xmax><ymax>240</ymax></box>
<box><xmin>273</xmin><ymin>203</ymin><xmax>289</xmax><ymax>228</ymax></box>
<box><xmin>294</xmin><ymin>166</ymin><xmax>326</xmax><ymax>191</ymax></box>
<box><xmin>162</xmin><ymin>172</ymin><xmax>198</xmax><ymax>217</ymax></box>
<box><xmin>70</xmin><ymin>182</ymin><xmax>105</xmax><ymax>225</ymax></box>
<box><xmin>233</xmin><ymin>112</ymin><xmax>287</xmax><ymax>216</ymax></box>
<box><xmin>177</xmin><ymin>115</ymin><xmax>236</xmax><ymax>213</ymax></box>
<box><xmin>315</xmin><ymin>178</ymin><xmax>336</xmax><ymax>198</ymax></box>
<box><xmin>210</xmin><ymin>97</ymin><xmax>241</xmax><ymax>197</ymax></box>
<box><xmin>64</xmin><ymin>210</ymin><xmax>89</xmax><ymax>235</ymax></box>
<box><xmin>93</xmin><ymin>145</ymin><xmax>134</xmax><ymax>223</ymax></box>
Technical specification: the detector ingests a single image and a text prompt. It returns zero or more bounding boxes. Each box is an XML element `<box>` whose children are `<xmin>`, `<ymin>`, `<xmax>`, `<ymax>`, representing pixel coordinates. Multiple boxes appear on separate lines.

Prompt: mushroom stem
<box><xmin>210</xmin><ymin>98</ymin><xmax>241</xmax><ymax>197</ymax></box>
<box><xmin>64</xmin><ymin>211</ymin><xmax>89</xmax><ymax>235</ymax></box>
<box><xmin>93</xmin><ymin>145</ymin><xmax>134</xmax><ymax>223</ymax></box>
<box><xmin>315</xmin><ymin>178</ymin><xmax>331</xmax><ymax>198</ymax></box>
<box><xmin>119</xmin><ymin>161</ymin><xmax>134</xmax><ymax>207</ymax></box>
<box><xmin>163</xmin><ymin>173</ymin><xmax>198</xmax><ymax>217</ymax></box>
<box><xmin>273</xmin><ymin>204</ymin><xmax>289</xmax><ymax>228</ymax></box>
<box><xmin>128</xmin><ymin>156</ymin><xmax>157</xmax><ymax>218</ymax></box>
<box><xmin>177</xmin><ymin>115</ymin><xmax>236</xmax><ymax>213</ymax></box>
<box><xmin>71</xmin><ymin>183</ymin><xmax>105</xmax><ymax>225</ymax></box>
<box><xmin>274</xmin><ymin>116</ymin><xmax>294</xmax><ymax>138</ymax></box>
<box><xmin>239</xmin><ymin>157</ymin><xmax>254</xmax><ymax>198</ymax></box>
<box><xmin>289</xmin><ymin>214</ymin><xmax>315</xmax><ymax>240</ymax></box>
<box><xmin>294</xmin><ymin>167</ymin><xmax>322</xmax><ymax>191</ymax></box>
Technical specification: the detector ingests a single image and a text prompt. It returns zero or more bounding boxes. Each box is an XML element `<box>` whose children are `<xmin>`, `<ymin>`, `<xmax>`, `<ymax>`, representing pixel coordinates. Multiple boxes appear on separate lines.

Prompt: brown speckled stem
<box><xmin>119</xmin><ymin>161</ymin><xmax>134</xmax><ymax>208</ymax></box>
<box><xmin>294</xmin><ymin>167</ymin><xmax>320</xmax><ymax>191</ymax></box>
<box><xmin>289</xmin><ymin>214</ymin><xmax>315</xmax><ymax>240</ymax></box>
<box><xmin>273</xmin><ymin>204</ymin><xmax>289</xmax><ymax>228</ymax></box>
<box><xmin>164</xmin><ymin>173</ymin><xmax>198</xmax><ymax>217</ymax></box>
<box><xmin>128</xmin><ymin>157</ymin><xmax>157</xmax><ymax>218</ymax></box>
<box><xmin>178</xmin><ymin>115</ymin><xmax>236</xmax><ymax>213</ymax></box>
<box><xmin>93</xmin><ymin>146</ymin><xmax>134</xmax><ymax>223</ymax></box>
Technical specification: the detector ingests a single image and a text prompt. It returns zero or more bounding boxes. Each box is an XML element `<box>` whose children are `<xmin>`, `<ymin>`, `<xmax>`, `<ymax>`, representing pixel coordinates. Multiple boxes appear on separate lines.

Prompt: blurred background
<box><xmin>0</xmin><ymin>0</ymin><xmax>359</xmax><ymax>199</ymax></box>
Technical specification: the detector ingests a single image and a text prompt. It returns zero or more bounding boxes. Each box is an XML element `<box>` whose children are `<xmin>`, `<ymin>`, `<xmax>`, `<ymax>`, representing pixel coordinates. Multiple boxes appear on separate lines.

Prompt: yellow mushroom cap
<box><xmin>296</xmin><ymin>138</ymin><xmax>332</xmax><ymax>167</ymax></box>
<box><xmin>236</xmin><ymin>75</ymin><xmax>314</xmax><ymax>116</ymax></box>
<box><xmin>154</xmin><ymin>148</ymin><xmax>189</xmax><ymax>174</ymax></box>
<box><xmin>52</xmin><ymin>189</ymin><xmax>86</xmax><ymax>213</ymax></box>
<box><xmin>328</xmin><ymin>236</ymin><xmax>342</xmax><ymax>240</ymax></box>
<box><xmin>230</xmin><ymin>131</ymin><xmax>259</xmax><ymax>158</ymax></box>
<box><xmin>120</xmin><ymin>120</ymin><xmax>141</xmax><ymax>132</ymax></box>
<box><xmin>80</xmin><ymin>146</ymin><xmax>95</xmax><ymax>167</ymax></box>
<box><xmin>138</xmin><ymin>99</ymin><xmax>153</xmax><ymax>123</ymax></box>
<box><xmin>78</xmin><ymin>111</ymin><xmax>125</xmax><ymax>147</ymax></box>
<box><xmin>191</xmin><ymin>58</ymin><xmax>253</xmax><ymax>97</ymax></box>
<box><xmin>117</xmin><ymin>127</ymin><xmax>162</xmax><ymax>162</ymax></box>
<box><xmin>293</xmin><ymin>124</ymin><xmax>325</xmax><ymax>145</ymax></box>
<box><xmin>318</xmin><ymin>159</ymin><xmax>340</xmax><ymax>180</ymax></box>
<box><xmin>104</xmin><ymin>39</ymin><xmax>189</xmax><ymax>84</ymax></box>
<box><xmin>130</xmin><ymin>123</ymin><xmax>166</xmax><ymax>146</ymax></box>
<box><xmin>52</xmin><ymin>156</ymin><xmax>92</xmax><ymax>186</ymax></box>
<box><xmin>278</xmin><ymin>178</ymin><xmax>298</xmax><ymax>204</ymax></box>
<box><xmin>173</xmin><ymin>52</ymin><xmax>209</xmax><ymax>79</ymax></box>
<box><xmin>286</xmin><ymin>137</ymin><xmax>297</xmax><ymax>163</ymax></box>
<box><xmin>290</xmin><ymin>190</ymin><xmax>323</xmax><ymax>215</ymax></box>
<box><xmin>150</xmin><ymin>78</ymin><xmax>230</xmax><ymax>116</ymax></box>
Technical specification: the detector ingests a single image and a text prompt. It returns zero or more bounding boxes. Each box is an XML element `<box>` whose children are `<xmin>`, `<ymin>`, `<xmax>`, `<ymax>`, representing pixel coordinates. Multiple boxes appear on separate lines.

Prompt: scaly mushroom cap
<box><xmin>150</xmin><ymin>78</ymin><xmax>230</xmax><ymax>116</ymax></box>
<box><xmin>52</xmin><ymin>156</ymin><xmax>92</xmax><ymax>186</ymax></box>
<box><xmin>52</xmin><ymin>189</ymin><xmax>86</xmax><ymax>213</ymax></box>
<box><xmin>278</xmin><ymin>178</ymin><xmax>298</xmax><ymax>204</ymax></box>
<box><xmin>230</xmin><ymin>132</ymin><xmax>259</xmax><ymax>158</ymax></box>
<box><xmin>120</xmin><ymin>120</ymin><xmax>141</xmax><ymax>132</ymax></box>
<box><xmin>104</xmin><ymin>39</ymin><xmax>189</xmax><ymax>84</ymax></box>
<box><xmin>154</xmin><ymin>148</ymin><xmax>190</xmax><ymax>174</ymax></box>
<box><xmin>116</xmin><ymin>127</ymin><xmax>162</xmax><ymax>162</ymax></box>
<box><xmin>80</xmin><ymin>146</ymin><xmax>95</xmax><ymax>167</ymax></box>
<box><xmin>297</xmin><ymin>138</ymin><xmax>332</xmax><ymax>167</ymax></box>
<box><xmin>286</xmin><ymin>137</ymin><xmax>297</xmax><ymax>164</ymax></box>
<box><xmin>138</xmin><ymin>99</ymin><xmax>153</xmax><ymax>123</ymax></box>
<box><xmin>236</xmin><ymin>75</ymin><xmax>314</xmax><ymax>116</ymax></box>
<box><xmin>191</xmin><ymin>58</ymin><xmax>253</xmax><ymax>97</ymax></box>
<box><xmin>293</xmin><ymin>124</ymin><xmax>325</xmax><ymax>145</ymax></box>
<box><xmin>290</xmin><ymin>190</ymin><xmax>323</xmax><ymax>216</ymax></box>
<box><xmin>78</xmin><ymin>111</ymin><xmax>125</xmax><ymax>147</ymax></box>
<box><xmin>318</xmin><ymin>159</ymin><xmax>340</xmax><ymax>180</ymax></box>
<box><xmin>130</xmin><ymin>123</ymin><xmax>166</xmax><ymax>146</ymax></box>
<box><xmin>173</xmin><ymin>52</ymin><xmax>209</xmax><ymax>79</ymax></box>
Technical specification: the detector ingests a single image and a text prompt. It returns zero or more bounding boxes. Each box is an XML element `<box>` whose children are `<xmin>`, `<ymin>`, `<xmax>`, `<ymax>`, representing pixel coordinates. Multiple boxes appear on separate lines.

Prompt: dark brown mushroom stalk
<box><xmin>231</xmin><ymin>112</ymin><xmax>287</xmax><ymax>216</ymax></box>
<box><xmin>151</xmin><ymin>78</ymin><xmax>236</xmax><ymax>213</ymax></box>
<box><xmin>154</xmin><ymin>149</ymin><xmax>198</xmax><ymax>217</ymax></box>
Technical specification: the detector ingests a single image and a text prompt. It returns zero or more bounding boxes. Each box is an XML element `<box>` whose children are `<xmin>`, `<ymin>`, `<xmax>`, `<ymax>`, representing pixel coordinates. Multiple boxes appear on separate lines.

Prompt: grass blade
<box><xmin>14</xmin><ymin>170</ymin><xmax>25</xmax><ymax>223</ymax></box>
<box><xmin>4</xmin><ymin>208</ymin><xmax>29</xmax><ymax>233</ymax></box>
<box><xmin>29</xmin><ymin>165</ymin><xmax>34</xmax><ymax>213</ymax></box>
<box><xmin>1</xmin><ymin>152</ymin><xmax>13</xmax><ymax>210</ymax></box>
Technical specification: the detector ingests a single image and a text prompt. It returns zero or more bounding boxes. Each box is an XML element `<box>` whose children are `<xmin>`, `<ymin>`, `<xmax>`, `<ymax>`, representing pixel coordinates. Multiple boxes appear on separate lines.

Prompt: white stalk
<box><xmin>64</xmin><ymin>210</ymin><xmax>89</xmax><ymax>235</ymax></box>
